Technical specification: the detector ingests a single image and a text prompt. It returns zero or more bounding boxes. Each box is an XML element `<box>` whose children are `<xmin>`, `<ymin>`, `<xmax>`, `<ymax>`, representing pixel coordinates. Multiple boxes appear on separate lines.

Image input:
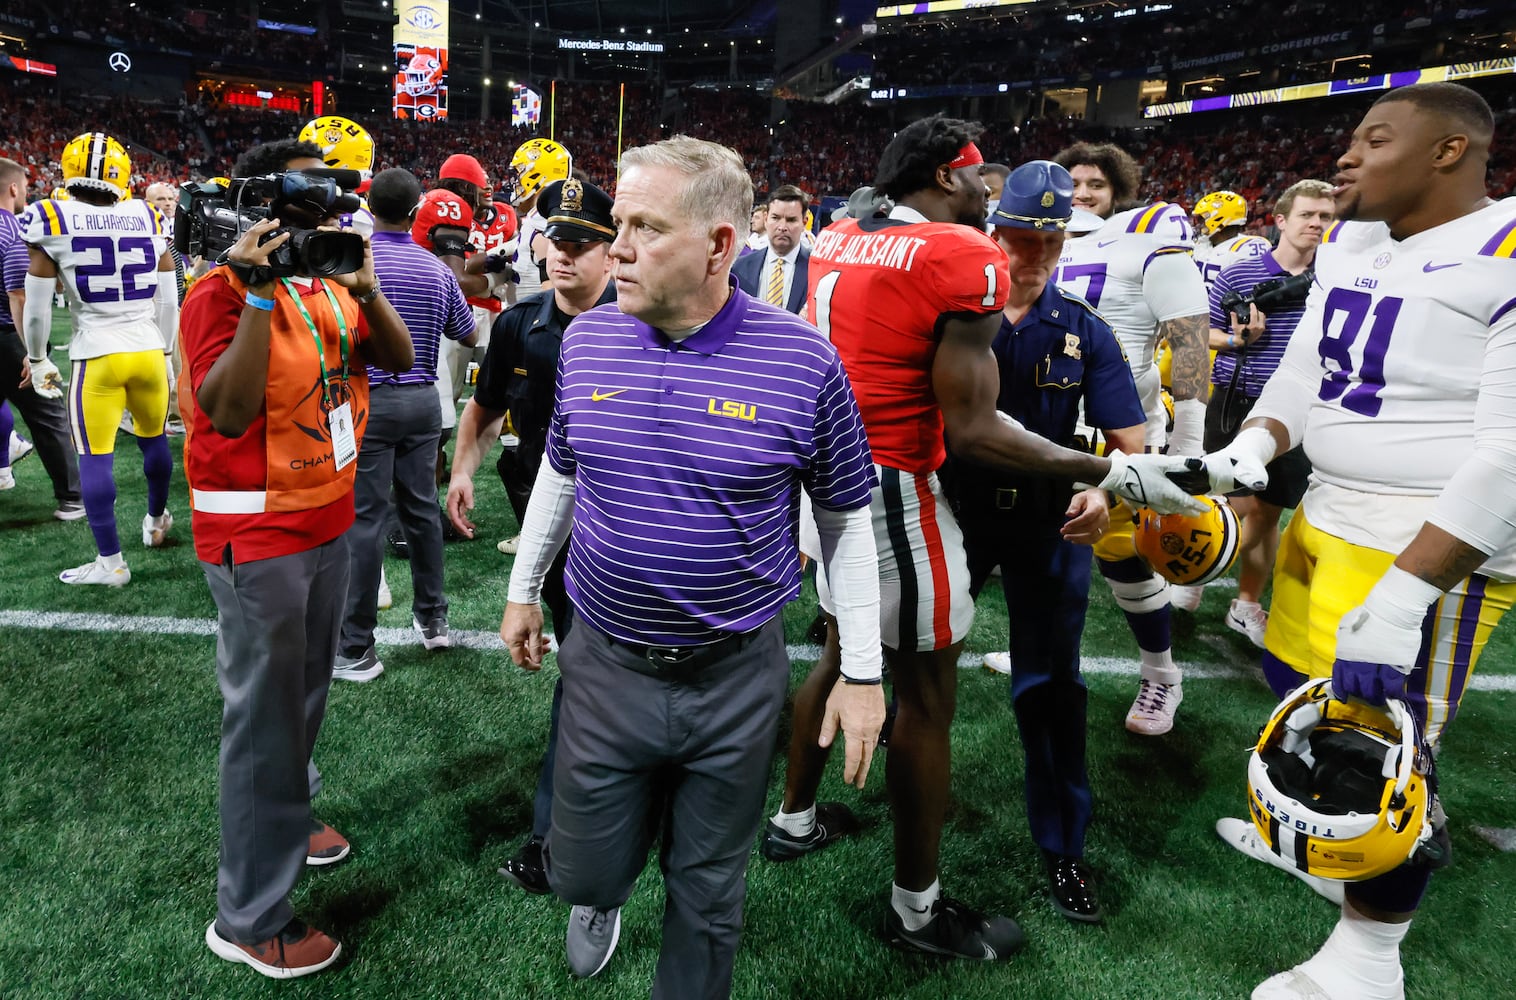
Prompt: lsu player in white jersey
<box><xmin>504</xmin><ymin>138</ymin><xmax>571</xmax><ymax>299</ymax></box>
<box><xmin>1050</xmin><ymin>142</ymin><xmax>1212</xmax><ymax>736</ymax></box>
<box><xmin>299</xmin><ymin>115</ymin><xmax>375</xmax><ymax>238</ymax></box>
<box><xmin>1191</xmin><ymin>190</ymin><xmax>1271</xmax><ymax>292</ymax></box>
<box><xmin>21</xmin><ymin>133</ymin><xmax>177</xmax><ymax>585</ymax></box>
<box><xmin>1202</xmin><ymin>82</ymin><xmax>1516</xmax><ymax>1000</ymax></box>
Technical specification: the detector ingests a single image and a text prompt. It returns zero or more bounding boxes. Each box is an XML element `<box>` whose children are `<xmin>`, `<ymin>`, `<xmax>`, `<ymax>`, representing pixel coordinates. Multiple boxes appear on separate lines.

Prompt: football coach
<box><xmin>499</xmin><ymin>135</ymin><xmax>885</xmax><ymax>999</ymax></box>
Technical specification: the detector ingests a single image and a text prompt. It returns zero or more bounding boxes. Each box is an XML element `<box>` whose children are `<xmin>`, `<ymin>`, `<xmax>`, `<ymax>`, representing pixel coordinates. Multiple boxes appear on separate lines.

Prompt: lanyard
<box><xmin>281</xmin><ymin>278</ymin><xmax>350</xmax><ymax>408</ymax></box>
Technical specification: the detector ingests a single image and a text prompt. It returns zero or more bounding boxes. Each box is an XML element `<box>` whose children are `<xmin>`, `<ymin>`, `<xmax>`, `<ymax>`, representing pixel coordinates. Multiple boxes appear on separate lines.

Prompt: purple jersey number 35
<box><xmin>1317</xmin><ymin>287</ymin><xmax>1402</xmax><ymax>417</ymax></box>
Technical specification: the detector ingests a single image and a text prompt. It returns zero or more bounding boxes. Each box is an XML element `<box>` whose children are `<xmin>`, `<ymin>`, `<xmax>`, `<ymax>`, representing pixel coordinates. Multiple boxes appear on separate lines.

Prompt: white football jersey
<box><xmin>338</xmin><ymin>197</ymin><xmax>375</xmax><ymax>240</ymax></box>
<box><xmin>1256</xmin><ymin>200</ymin><xmax>1516</xmax><ymax>575</ymax></box>
<box><xmin>20</xmin><ymin>198</ymin><xmax>170</xmax><ymax>359</ymax></box>
<box><xmin>1056</xmin><ymin>202</ymin><xmax>1208</xmax><ymax>443</ymax></box>
<box><xmin>513</xmin><ymin>208</ymin><xmax>545</xmax><ymax>297</ymax></box>
<box><xmin>1195</xmin><ymin>233</ymin><xmax>1271</xmax><ymax>292</ymax></box>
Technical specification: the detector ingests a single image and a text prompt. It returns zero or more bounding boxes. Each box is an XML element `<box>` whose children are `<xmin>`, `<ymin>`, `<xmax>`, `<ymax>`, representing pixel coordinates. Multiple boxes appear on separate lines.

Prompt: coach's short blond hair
<box><xmin>1274</xmin><ymin>179</ymin><xmax>1335</xmax><ymax>219</ymax></box>
<box><xmin>620</xmin><ymin>136</ymin><xmax>754</xmax><ymax>237</ymax></box>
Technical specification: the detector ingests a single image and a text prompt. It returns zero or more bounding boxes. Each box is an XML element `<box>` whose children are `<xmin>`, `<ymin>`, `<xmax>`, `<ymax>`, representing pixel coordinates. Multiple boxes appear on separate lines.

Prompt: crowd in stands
<box><xmin>866</xmin><ymin>0</ymin><xmax>1505</xmax><ymax>91</ymax></box>
<box><xmin>3</xmin><ymin>73</ymin><xmax>1514</xmax><ymax>222</ymax></box>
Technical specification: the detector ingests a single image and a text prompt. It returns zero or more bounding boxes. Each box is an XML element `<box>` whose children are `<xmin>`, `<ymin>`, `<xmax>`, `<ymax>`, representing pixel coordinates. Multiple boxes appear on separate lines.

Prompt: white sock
<box><xmin>100</xmin><ymin>552</ymin><xmax>126</xmax><ymax>570</ymax></box>
<box><xmin>1232</xmin><ymin>599</ymin><xmax>1263</xmax><ymax>614</ymax></box>
<box><xmin>1139</xmin><ymin>647</ymin><xmax>1175</xmax><ymax>674</ymax></box>
<box><xmin>771</xmin><ymin>805</ymin><xmax>816</xmax><ymax>838</ymax></box>
<box><xmin>892</xmin><ymin>879</ymin><xmax>941</xmax><ymax>931</ymax></box>
<box><xmin>1293</xmin><ymin>899</ymin><xmax>1408</xmax><ymax>999</ymax></box>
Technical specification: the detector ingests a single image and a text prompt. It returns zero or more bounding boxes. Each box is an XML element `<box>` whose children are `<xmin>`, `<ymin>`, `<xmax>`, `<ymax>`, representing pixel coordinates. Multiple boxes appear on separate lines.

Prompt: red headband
<box><xmin>948</xmin><ymin>143</ymin><xmax>984</xmax><ymax>170</ymax></box>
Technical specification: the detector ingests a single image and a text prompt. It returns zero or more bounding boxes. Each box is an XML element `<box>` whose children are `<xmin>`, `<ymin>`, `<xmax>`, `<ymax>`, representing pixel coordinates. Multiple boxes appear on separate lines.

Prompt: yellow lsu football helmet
<box><xmin>1133</xmin><ymin>495</ymin><xmax>1240</xmax><ymax>586</ymax></box>
<box><xmin>1248</xmin><ymin>679</ymin><xmax>1434</xmax><ymax>881</ymax></box>
<box><xmin>1192</xmin><ymin>190</ymin><xmax>1248</xmax><ymax>236</ymax></box>
<box><xmin>299</xmin><ymin>116</ymin><xmax>376</xmax><ymax>178</ymax></box>
<box><xmin>61</xmin><ymin>132</ymin><xmax>132</xmax><ymax>201</ymax></box>
<box><xmin>507</xmin><ymin>138</ymin><xmax>571</xmax><ymax>205</ymax></box>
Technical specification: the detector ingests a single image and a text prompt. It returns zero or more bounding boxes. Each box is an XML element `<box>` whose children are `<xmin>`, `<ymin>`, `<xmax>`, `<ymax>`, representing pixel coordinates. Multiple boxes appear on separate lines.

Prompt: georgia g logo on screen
<box><xmin>408</xmin><ymin>7</ymin><xmax>441</xmax><ymax>29</ymax></box>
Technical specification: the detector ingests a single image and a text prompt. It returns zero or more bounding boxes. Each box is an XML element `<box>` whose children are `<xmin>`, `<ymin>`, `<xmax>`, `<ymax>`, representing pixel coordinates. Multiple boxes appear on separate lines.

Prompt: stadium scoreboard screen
<box><xmin>394</xmin><ymin>0</ymin><xmax>449</xmax><ymax>121</ymax></box>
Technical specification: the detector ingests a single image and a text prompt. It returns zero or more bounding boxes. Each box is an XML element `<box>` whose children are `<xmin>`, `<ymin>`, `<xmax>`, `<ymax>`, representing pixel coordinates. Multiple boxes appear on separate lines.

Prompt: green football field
<box><xmin>3</xmin><ymin>312</ymin><xmax>1514</xmax><ymax>998</ymax></box>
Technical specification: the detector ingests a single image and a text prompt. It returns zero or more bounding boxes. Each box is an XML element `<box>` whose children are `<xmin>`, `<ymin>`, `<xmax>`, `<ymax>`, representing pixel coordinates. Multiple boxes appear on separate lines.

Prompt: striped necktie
<box><xmin>766</xmin><ymin>256</ymin><xmax>785</xmax><ymax>306</ymax></box>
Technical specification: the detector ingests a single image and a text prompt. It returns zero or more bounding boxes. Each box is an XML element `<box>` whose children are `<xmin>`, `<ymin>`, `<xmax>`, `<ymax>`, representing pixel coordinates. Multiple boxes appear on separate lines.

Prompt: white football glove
<box><xmin>28</xmin><ymin>357</ymin><xmax>64</xmax><ymax>399</ymax></box>
<box><xmin>1099</xmin><ymin>451</ymin><xmax>1207</xmax><ymax>515</ymax></box>
<box><xmin>1200</xmin><ymin>425</ymin><xmax>1274</xmax><ymax>494</ymax></box>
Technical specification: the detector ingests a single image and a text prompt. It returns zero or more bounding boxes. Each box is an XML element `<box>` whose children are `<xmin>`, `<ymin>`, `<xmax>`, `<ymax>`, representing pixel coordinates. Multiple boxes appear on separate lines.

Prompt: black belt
<box><xmin>606</xmin><ymin>628</ymin><xmax>764</xmax><ymax>680</ymax></box>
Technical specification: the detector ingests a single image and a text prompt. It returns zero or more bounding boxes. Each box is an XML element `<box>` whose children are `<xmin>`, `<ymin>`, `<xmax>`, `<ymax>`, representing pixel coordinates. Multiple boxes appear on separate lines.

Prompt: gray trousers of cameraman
<box><xmin>202</xmin><ymin>535</ymin><xmax>348</xmax><ymax>942</ymax></box>
<box><xmin>546</xmin><ymin>616</ymin><xmax>789</xmax><ymax>1000</ymax></box>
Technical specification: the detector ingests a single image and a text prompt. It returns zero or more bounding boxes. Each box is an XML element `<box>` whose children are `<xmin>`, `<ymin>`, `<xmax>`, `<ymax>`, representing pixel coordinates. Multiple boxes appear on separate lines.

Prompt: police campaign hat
<box><xmin>988</xmin><ymin>160</ymin><xmax>1104</xmax><ymax>233</ymax></box>
<box><xmin>539</xmin><ymin>178</ymin><xmax>616</xmax><ymax>243</ymax></box>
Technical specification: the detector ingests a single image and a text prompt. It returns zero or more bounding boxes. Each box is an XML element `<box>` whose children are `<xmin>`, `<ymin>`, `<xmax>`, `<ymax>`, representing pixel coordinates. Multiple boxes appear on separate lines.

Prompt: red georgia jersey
<box><xmin>807</xmin><ymin>215</ymin><xmax>1010</xmax><ymax>474</ymax></box>
<box><xmin>467</xmin><ymin>202</ymin><xmax>519</xmax><ymax>311</ymax></box>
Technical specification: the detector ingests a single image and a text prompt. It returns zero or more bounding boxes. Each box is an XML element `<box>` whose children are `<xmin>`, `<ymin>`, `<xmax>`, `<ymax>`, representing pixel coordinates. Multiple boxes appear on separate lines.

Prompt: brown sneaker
<box><xmin>306</xmin><ymin>821</ymin><xmax>351</xmax><ymax>867</ymax></box>
<box><xmin>204</xmin><ymin>919</ymin><xmax>341</xmax><ymax>979</ymax></box>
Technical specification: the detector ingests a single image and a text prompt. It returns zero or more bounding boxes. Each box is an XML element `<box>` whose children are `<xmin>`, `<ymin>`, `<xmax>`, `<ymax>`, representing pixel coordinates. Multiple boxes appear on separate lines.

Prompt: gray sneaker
<box><xmin>333</xmin><ymin>648</ymin><xmax>384</xmax><ymax>683</ymax></box>
<box><xmin>566</xmin><ymin>905</ymin><xmax>621</xmax><ymax>978</ymax></box>
<box><xmin>414</xmin><ymin>615</ymin><xmax>450</xmax><ymax>651</ymax></box>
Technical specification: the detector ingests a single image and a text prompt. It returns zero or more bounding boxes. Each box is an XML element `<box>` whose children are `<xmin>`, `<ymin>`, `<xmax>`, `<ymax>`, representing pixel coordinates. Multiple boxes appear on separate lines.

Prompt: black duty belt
<box><xmin>607</xmin><ymin>628</ymin><xmax>764</xmax><ymax>680</ymax></box>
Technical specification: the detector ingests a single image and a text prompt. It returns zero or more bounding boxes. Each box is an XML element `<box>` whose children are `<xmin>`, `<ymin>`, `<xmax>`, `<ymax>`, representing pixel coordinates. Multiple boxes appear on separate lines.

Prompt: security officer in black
<box><xmin>945</xmin><ymin>160</ymin><xmax>1147</xmax><ymax>926</ymax></box>
<box><xmin>444</xmin><ymin>176</ymin><xmax>616</xmax><ymax>894</ymax></box>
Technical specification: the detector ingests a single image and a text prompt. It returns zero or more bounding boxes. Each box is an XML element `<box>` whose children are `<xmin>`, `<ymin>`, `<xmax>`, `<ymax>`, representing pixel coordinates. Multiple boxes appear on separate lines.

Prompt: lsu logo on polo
<box><xmin>707</xmin><ymin>398</ymin><xmax>757</xmax><ymax>422</ymax></box>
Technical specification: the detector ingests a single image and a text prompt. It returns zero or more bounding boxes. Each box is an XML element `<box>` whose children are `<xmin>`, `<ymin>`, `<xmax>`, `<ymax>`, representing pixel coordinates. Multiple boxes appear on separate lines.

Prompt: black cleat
<box><xmin>1046</xmin><ymin>854</ymin><xmax>1103</xmax><ymax>924</ymax></box>
<box><xmin>498</xmin><ymin>837</ymin><xmax>551</xmax><ymax>895</ymax></box>
<box><xmin>885</xmin><ymin>895</ymin><xmax>1025</xmax><ymax>961</ymax></box>
<box><xmin>387</xmin><ymin>530</ymin><xmax>411</xmax><ymax>560</ymax></box>
<box><xmin>759</xmin><ymin>801</ymin><xmax>858</xmax><ymax>862</ymax></box>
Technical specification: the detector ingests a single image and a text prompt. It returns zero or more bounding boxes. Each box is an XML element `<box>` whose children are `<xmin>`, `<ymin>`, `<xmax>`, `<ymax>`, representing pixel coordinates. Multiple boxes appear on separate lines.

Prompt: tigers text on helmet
<box><xmin>1133</xmin><ymin>496</ymin><xmax>1240</xmax><ymax>586</ymax></box>
<box><xmin>1247</xmin><ymin>679</ymin><xmax>1434</xmax><ymax>881</ymax></box>
<box><xmin>1193</xmin><ymin>190</ymin><xmax>1249</xmax><ymax>236</ymax></box>
<box><xmin>61</xmin><ymin>132</ymin><xmax>132</xmax><ymax>201</ymax></box>
<box><xmin>507</xmin><ymin>138</ymin><xmax>572</xmax><ymax>206</ymax></box>
<box><xmin>299</xmin><ymin>116</ymin><xmax>376</xmax><ymax>178</ymax></box>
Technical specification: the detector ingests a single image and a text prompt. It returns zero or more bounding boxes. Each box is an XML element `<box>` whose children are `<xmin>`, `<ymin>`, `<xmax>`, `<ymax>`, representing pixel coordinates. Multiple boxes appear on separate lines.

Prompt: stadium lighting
<box><xmin>475</xmin><ymin>11</ymin><xmax>480</xmax><ymax>18</ymax></box>
<box><xmin>620</xmin><ymin>26</ymin><xmax>626</xmax><ymax>33</ymax></box>
<box><xmin>509</xmin><ymin>79</ymin><xmax>516</xmax><ymax>87</ymax></box>
<box><xmin>483</xmin><ymin>76</ymin><xmax>491</xmax><ymax>85</ymax></box>
<box><xmin>647</xmin><ymin>27</ymin><xmax>653</xmax><ymax>34</ymax></box>
<box><xmin>836</xmin><ymin>16</ymin><xmax>844</xmax><ymax>23</ymax></box>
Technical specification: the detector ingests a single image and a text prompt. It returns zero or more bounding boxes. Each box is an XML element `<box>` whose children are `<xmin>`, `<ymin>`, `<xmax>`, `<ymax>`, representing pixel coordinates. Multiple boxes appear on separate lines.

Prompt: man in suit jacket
<box><xmin>733</xmin><ymin>184</ymin><xmax>811</xmax><ymax>314</ymax></box>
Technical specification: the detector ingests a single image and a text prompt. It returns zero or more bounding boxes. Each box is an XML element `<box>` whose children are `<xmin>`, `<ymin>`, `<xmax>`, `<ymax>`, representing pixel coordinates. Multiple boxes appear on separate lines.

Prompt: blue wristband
<box><xmin>244</xmin><ymin>292</ymin><xmax>275</xmax><ymax>312</ymax></box>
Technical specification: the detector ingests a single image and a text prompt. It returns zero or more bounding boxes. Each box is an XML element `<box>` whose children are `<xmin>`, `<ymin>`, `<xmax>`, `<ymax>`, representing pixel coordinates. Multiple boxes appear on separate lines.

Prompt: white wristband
<box><xmin>1363</xmin><ymin>565</ymin><xmax>1445</xmax><ymax>631</ymax></box>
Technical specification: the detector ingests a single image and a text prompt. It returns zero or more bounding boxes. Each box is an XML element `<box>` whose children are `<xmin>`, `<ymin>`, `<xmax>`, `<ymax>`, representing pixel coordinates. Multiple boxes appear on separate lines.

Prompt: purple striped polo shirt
<box><xmin>546</xmin><ymin>279</ymin><xmax>876</xmax><ymax>646</ymax></box>
<box><xmin>1209</xmin><ymin>250</ymin><xmax>1311</xmax><ymax>398</ymax></box>
<box><xmin>368</xmin><ymin>229</ymin><xmax>474</xmax><ymax>385</ymax></box>
<box><xmin>0</xmin><ymin>209</ymin><xmax>25</xmax><ymax>328</ymax></box>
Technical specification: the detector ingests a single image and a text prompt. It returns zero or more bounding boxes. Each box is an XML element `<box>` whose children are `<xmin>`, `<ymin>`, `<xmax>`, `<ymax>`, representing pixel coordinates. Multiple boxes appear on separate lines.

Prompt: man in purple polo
<box><xmin>334</xmin><ymin>167</ymin><xmax>476</xmax><ymax>681</ymax></box>
<box><xmin>500</xmin><ymin>136</ymin><xmax>884</xmax><ymax>999</ymax></box>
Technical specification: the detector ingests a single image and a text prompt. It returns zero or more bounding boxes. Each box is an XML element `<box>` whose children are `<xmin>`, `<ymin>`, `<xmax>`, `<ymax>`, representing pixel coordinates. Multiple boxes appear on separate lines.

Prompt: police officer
<box><xmin>947</xmin><ymin>160</ymin><xmax>1147</xmax><ymax>925</ymax></box>
<box><xmin>445</xmin><ymin>176</ymin><xmax>616</xmax><ymax>893</ymax></box>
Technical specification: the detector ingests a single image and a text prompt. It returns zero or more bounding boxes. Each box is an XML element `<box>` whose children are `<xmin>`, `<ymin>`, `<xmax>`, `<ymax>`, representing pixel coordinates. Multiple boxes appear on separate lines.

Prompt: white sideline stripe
<box><xmin>1473</xmin><ymin>826</ymin><xmax>1516</xmax><ymax>853</ymax></box>
<box><xmin>4</xmin><ymin>608</ymin><xmax>1516</xmax><ymax>693</ymax></box>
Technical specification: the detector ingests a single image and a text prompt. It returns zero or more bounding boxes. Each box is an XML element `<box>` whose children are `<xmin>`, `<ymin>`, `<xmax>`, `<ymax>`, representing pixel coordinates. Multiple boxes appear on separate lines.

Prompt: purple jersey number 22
<box><xmin>1317</xmin><ymin>287</ymin><xmax>1402</xmax><ymax>417</ymax></box>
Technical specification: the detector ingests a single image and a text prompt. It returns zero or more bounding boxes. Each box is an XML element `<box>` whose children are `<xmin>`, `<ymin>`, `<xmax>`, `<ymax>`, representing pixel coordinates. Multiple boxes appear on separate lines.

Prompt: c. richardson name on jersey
<box><xmin>82</xmin><ymin>212</ymin><xmax>152</xmax><ymax>232</ymax></box>
<box><xmin>813</xmin><ymin>228</ymin><xmax>928</xmax><ymax>271</ymax></box>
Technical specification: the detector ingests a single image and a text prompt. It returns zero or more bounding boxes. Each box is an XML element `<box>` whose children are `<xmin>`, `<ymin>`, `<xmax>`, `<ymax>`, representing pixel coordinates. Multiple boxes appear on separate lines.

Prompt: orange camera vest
<box><xmin>183</xmin><ymin>268</ymin><xmax>370</xmax><ymax>514</ymax></box>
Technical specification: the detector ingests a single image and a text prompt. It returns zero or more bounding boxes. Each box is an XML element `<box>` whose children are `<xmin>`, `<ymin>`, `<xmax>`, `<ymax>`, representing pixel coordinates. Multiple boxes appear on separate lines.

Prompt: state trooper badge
<box><xmin>1063</xmin><ymin>332</ymin><xmax>1082</xmax><ymax>359</ymax></box>
<box><xmin>561</xmin><ymin>178</ymin><xmax>584</xmax><ymax>213</ymax></box>
<box><xmin>1041</xmin><ymin>191</ymin><xmax>1056</xmax><ymax>208</ymax></box>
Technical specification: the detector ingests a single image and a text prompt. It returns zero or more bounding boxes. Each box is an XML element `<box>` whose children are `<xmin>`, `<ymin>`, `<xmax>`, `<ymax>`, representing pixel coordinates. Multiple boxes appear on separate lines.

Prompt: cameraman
<box><xmin>1204</xmin><ymin>179</ymin><xmax>1335</xmax><ymax>648</ymax></box>
<box><xmin>179</xmin><ymin>139</ymin><xmax>413</xmax><ymax>979</ymax></box>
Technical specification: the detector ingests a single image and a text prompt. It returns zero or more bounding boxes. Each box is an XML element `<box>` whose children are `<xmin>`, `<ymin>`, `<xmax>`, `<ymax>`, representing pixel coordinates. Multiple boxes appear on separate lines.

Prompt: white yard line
<box><xmin>4</xmin><ymin>608</ymin><xmax>1516</xmax><ymax>692</ymax></box>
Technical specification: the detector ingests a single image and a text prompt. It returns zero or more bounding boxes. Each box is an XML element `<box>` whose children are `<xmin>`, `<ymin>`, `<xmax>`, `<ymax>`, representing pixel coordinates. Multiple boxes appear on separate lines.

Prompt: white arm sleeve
<box><xmin>1426</xmin><ymin>309</ymin><xmax>1516</xmax><ymax>555</ymax></box>
<box><xmin>505</xmin><ymin>463</ymin><xmax>577</xmax><ymax>605</ymax></box>
<box><xmin>1168</xmin><ymin>397</ymin><xmax>1206</xmax><ymax>456</ymax></box>
<box><xmin>154</xmin><ymin>274</ymin><xmax>179</xmax><ymax>354</ymax></box>
<box><xmin>1242</xmin><ymin>284</ymin><xmax>1326</xmax><ymax>450</ymax></box>
<box><xmin>811</xmin><ymin>502</ymin><xmax>883</xmax><ymax>682</ymax></box>
<box><xmin>22</xmin><ymin>272</ymin><xmax>54</xmax><ymax>359</ymax></box>
<box><xmin>1144</xmin><ymin>251</ymin><xmax>1209</xmax><ymax>323</ymax></box>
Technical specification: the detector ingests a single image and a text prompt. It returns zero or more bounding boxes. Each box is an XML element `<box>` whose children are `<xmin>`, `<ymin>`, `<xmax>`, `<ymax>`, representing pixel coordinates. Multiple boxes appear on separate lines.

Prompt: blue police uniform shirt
<box><xmin>992</xmin><ymin>282</ymin><xmax>1145</xmax><ymax>444</ymax></box>
<box><xmin>948</xmin><ymin>281</ymin><xmax>1145</xmax><ymax>518</ymax></box>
